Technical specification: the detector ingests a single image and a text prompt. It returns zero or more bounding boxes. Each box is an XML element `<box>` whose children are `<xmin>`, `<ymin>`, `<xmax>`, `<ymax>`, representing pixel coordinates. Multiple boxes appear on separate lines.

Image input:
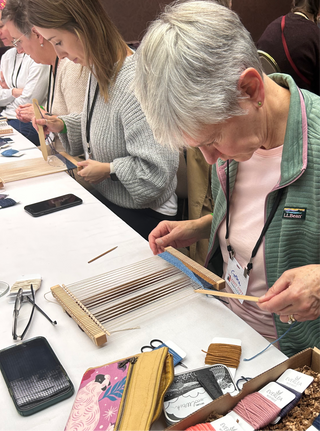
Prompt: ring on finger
<box><xmin>288</xmin><ymin>314</ymin><xmax>296</xmax><ymax>324</ymax></box>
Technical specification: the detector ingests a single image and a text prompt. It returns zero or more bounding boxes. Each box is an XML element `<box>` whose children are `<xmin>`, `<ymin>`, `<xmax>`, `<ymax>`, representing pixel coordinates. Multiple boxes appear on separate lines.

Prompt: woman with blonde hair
<box><xmin>25</xmin><ymin>0</ymin><xmax>178</xmax><ymax>240</ymax></box>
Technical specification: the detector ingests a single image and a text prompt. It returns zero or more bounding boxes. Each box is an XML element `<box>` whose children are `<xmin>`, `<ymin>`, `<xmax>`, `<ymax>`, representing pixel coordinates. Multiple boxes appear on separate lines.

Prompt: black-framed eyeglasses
<box><xmin>12</xmin><ymin>284</ymin><xmax>57</xmax><ymax>341</ymax></box>
<box><xmin>12</xmin><ymin>285</ymin><xmax>35</xmax><ymax>341</ymax></box>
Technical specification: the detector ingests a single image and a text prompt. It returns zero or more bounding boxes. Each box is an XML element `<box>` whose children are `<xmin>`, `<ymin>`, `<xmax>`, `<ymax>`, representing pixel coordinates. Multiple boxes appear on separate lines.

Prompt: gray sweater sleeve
<box><xmin>58</xmin><ymin>113</ymin><xmax>84</xmax><ymax>157</ymax></box>
<box><xmin>112</xmin><ymin>83</ymin><xmax>178</xmax><ymax>207</ymax></box>
<box><xmin>58</xmin><ymin>55</ymin><xmax>178</xmax><ymax>210</ymax></box>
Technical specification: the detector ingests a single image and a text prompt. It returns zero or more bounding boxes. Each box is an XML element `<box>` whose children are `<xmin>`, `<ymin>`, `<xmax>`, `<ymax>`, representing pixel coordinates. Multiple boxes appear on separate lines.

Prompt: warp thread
<box><xmin>202</xmin><ymin>343</ymin><xmax>241</xmax><ymax>368</ymax></box>
<box><xmin>233</xmin><ymin>392</ymin><xmax>281</xmax><ymax>429</ymax></box>
<box><xmin>275</xmin><ymin>382</ymin><xmax>302</xmax><ymax>420</ymax></box>
<box><xmin>313</xmin><ymin>413</ymin><xmax>320</xmax><ymax>430</ymax></box>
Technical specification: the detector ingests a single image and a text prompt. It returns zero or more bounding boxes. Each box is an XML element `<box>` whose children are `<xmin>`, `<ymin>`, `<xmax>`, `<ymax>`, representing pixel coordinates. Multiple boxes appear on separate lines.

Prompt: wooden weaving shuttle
<box><xmin>194</xmin><ymin>289</ymin><xmax>260</xmax><ymax>302</ymax></box>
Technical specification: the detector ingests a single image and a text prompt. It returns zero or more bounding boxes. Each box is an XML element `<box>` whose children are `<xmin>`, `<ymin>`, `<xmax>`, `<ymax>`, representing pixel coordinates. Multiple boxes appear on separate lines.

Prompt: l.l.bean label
<box><xmin>277</xmin><ymin>368</ymin><xmax>314</xmax><ymax>393</ymax></box>
<box><xmin>259</xmin><ymin>382</ymin><xmax>295</xmax><ymax>409</ymax></box>
<box><xmin>282</xmin><ymin>207</ymin><xmax>306</xmax><ymax>220</ymax></box>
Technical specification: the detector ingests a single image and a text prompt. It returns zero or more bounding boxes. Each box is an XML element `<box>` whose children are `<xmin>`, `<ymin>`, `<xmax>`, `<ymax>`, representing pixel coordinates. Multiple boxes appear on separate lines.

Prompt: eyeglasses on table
<box><xmin>12</xmin><ymin>284</ymin><xmax>57</xmax><ymax>341</ymax></box>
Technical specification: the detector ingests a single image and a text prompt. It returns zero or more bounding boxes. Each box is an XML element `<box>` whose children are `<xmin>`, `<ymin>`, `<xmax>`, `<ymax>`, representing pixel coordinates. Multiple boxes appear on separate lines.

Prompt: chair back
<box><xmin>258</xmin><ymin>50</ymin><xmax>281</xmax><ymax>74</ymax></box>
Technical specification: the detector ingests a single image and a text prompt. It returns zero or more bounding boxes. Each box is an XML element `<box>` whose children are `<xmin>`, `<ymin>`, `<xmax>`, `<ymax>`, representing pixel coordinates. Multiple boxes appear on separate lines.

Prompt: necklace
<box><xmin>294</xmin><ymin>11</ymin><xmax>310</xmax><ymax>20</ymax></box>
<box><xmin>11</xmin><ymin>51</ymin><xmax>25</xmax><ymax>88</ymax></box>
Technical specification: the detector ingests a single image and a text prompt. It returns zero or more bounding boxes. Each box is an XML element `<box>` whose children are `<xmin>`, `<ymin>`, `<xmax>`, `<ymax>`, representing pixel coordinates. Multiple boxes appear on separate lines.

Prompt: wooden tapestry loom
<box><xmin>51</xmin><ymin>247</ymin><xmax>225</xmax><ymax>347</ymax></box>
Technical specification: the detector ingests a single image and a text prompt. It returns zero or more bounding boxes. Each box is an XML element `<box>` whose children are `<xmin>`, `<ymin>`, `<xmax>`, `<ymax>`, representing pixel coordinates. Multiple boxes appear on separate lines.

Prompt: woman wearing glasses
<box><xmin>3</xmin><ymin>1</ymin><xmax>89</xmax><ymax>154</ymax></box>
<box><xmin>25</xmin><ymin>0</ymin><xmax>178</xmax><ymax>240</ymax></box>
<box><xmin>0</xmin><ymin>3</ymin><xmax>48</xmax><ymax>146</ymax></box>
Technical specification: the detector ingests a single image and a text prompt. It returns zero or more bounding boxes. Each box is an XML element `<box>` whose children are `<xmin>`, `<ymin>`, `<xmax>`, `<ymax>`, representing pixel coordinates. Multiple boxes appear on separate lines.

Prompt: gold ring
<box><xmin>288</xmin><ymin>314</ymin><xmax>296</xmax><ymax>324</ymax></box>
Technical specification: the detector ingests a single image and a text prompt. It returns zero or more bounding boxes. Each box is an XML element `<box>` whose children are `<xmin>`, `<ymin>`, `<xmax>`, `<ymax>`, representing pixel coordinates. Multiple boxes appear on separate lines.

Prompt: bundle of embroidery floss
<box><xmin>272</xmin><ymin>368</ymin><xmax>314</xmax><ymax>424</ymax></box>
<box><xmin>202</xmin><ymin>338</ymin><xmax>242</xmax><ymax>368</ymax></box>
<box><xmin>203</xmin><ymin>343</ymin><xmax>241</xmax><ymax>368</ymax></box>
<box><xmin>186</xmin><ymin>381</ymin><xmax>298</xmax><ymax>431</ymax></box>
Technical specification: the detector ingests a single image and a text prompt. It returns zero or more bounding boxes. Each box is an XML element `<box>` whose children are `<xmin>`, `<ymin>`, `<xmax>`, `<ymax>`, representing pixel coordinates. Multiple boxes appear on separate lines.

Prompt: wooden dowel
<box><xmin>88</xmin><ymin>246</ymin><xmax>118</xmax><ymax>264</ymax></box>
<box><xmin>195</xmin><ymin>289</ymin><xmax>260</xmax><ymax>302</ymax></box>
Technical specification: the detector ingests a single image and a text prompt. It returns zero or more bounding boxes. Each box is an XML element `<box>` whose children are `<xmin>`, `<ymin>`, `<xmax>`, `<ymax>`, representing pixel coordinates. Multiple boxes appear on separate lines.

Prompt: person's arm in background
<box><xmin>0</xmin><ymin>50</ymin><xmax>15</xmax><ymax>106</ymax></box>
<box><xmin>13</xmin><ymin>58</ymin><xmax>50</xmax><ymax>122</ymax></box>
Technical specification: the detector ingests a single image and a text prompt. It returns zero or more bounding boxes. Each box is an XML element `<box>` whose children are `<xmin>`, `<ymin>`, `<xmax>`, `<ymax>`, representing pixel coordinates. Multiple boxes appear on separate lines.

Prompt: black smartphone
<box><xmin>24</xmin><ymin>193</ymin><xmax>82</xmax><ymax>217</ymax></box>
<box><xmin>0</xmin><ymin>337</ymin><xmax>74</xmax><ymax>416</ymax></box>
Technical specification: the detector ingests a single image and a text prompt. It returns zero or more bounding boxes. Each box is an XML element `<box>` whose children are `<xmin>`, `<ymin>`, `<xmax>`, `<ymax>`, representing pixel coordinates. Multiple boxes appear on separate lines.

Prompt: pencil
<box><xmin>88</xmin><ymin>246</ymin><xmax>118</xmax><ymax>263</ymax></box>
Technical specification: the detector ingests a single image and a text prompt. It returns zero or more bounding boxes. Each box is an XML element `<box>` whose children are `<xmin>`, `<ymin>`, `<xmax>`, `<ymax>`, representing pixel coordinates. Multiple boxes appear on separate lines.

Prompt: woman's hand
<box><xmin>77</xmin><ymin>160</ymin><xmax>110</xmax><ymax>184</ymax></box>
<box><xmin>16</xmin><ymin>103</ymin><xmax>35</xmax><ymax>122</ymax></box>
<box><xmin>32</xmin><ymin>114</ymin><xmax>64</xmax><ymax>135</ymax></box>
<box><xmin>148</xmin><ymin>214</ymin><xmax>213</xmax><ymax>255</ymax></box>
<box><xmin>258</xmin><ymin>265</ymin><xmax>320</xmax><ymax>323</ymax></box>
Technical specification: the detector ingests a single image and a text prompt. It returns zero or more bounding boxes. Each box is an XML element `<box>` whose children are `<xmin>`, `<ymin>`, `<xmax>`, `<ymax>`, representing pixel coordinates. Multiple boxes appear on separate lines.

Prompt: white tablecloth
<box><xmin>0</xmin><ymin>135</ymin><xmax>287</xmax><ymax>431</ymax></box>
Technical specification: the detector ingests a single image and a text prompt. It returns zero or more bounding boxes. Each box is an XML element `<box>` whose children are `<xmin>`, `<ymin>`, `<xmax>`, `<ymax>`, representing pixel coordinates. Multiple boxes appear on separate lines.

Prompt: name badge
<box><xmin>225</xmin><ymin>256</ymin><xmax>249</xmax><ymax>304</ymax></box>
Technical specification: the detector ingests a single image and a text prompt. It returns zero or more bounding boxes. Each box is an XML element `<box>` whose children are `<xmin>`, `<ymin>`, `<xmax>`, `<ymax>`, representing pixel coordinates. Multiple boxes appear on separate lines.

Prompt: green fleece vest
<box><xmin>207</xmin><ymin>74</ymin><xmax>320</xmax><ymax>357</ymax></box>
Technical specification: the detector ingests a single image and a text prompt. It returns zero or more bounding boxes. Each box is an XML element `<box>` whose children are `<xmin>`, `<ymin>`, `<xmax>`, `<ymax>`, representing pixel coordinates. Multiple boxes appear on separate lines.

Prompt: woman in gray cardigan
<box><xmin>28</xmin><ymin>0</ymin><xmax>178</xmax><ymax>240</ymax></box>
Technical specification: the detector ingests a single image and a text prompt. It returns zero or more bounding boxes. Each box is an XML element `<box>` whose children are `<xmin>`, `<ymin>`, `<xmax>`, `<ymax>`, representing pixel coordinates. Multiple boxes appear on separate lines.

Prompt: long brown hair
<box><xmin>292</xmin><ymin>0</ymin><xmax>320</xmax><ymax>22</ymax></box>
<box><xmin>26</xmin><ymin>0</ymin><xmax>127</xmax><ymax>101</ymax></box>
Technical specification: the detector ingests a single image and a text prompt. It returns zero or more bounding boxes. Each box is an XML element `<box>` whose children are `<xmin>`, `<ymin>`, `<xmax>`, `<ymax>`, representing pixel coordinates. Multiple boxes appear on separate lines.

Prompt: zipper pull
<box><xmin>118</xmin><ymin>356</ymin><xmax>138</xmax><ymax>369</ymax></box>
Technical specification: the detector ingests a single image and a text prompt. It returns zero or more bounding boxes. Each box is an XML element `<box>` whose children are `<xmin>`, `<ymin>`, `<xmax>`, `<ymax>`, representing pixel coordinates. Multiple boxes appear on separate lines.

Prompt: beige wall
<box><xmin>101</xmin><ymin>0</ymin><xmax>292</xmax><ymax>43</ymax></box>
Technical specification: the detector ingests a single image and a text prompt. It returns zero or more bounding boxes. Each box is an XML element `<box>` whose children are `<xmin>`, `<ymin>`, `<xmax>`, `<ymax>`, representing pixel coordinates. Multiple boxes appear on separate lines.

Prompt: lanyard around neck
<box><xmin>46</xmin><ymin>56</ymin><xmax>59</xmax><ymax>113</ymax></box>
<box><xmin>225</xmin><ymin>159</ymin><xmax>284</xmax><ymax>277</ymax></box>
<box><xmin>86</xmin><ymin>74</ymin><xmax>99</xmax><ymax>156</ymax></box>
<box><xmin>11</xmin><ymin>52</ymin><xmax>25</xmax><ymax>88</ymax></box>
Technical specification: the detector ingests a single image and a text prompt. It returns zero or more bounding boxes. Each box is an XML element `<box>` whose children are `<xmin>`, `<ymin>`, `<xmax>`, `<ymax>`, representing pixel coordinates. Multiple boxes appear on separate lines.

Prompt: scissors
<box><xmin>141</xmin><ymin>339</ymin><xmax>188</xmax><ymax>368</ymax></box>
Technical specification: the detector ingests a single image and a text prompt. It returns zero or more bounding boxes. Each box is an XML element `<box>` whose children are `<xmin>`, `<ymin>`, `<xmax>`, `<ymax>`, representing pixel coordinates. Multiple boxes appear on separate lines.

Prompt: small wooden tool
<box><xmin>195</xmin><ymin>289</ymin><xmax>260</xmax><ymax>302</ymax></box>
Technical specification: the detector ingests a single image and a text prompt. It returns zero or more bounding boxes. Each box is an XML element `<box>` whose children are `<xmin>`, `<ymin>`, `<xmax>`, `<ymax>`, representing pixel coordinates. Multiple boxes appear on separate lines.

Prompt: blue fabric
<box><xmin>8</xmin><ymin>119</ymin><xmax>40</xmax><ymax>146</ymax></box>
<box><xmin>159</xmin><ymin>251</ymin><xmax>213</xmax><ymax>289</ymax></box>
<box><xmin>1</xmin><ymin>149</ymin><xmax>19</xmax><ymax>157</ymax></box>
<box><xmin>0</xmin><ymin>198</ymin><xmax>16</xmax><ymax>208</ymax></box>
<box><xmin>313</xmin><ymin>414</ymin><xmax>320</xmax><ymax>430</ymax></box>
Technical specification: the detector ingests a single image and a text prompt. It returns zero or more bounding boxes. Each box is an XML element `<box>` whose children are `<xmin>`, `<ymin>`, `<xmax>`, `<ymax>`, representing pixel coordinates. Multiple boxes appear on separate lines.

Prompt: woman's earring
<box><xmin>40</xmin><ymin>43</ymin><xmax>44</xmax><ymax>47</ymax></box>
<box><xmin>258</xmin><ymin>101</ymin><xmax>262</xmax><ymax>107</ymax></box>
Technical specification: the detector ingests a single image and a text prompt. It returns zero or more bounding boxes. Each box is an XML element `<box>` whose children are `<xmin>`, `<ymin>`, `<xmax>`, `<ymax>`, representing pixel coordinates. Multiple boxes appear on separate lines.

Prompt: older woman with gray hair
<box><xmin>134</xmin><ymin>0</ymin><xmax>320</xmax><ymax>356</ymax></box>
